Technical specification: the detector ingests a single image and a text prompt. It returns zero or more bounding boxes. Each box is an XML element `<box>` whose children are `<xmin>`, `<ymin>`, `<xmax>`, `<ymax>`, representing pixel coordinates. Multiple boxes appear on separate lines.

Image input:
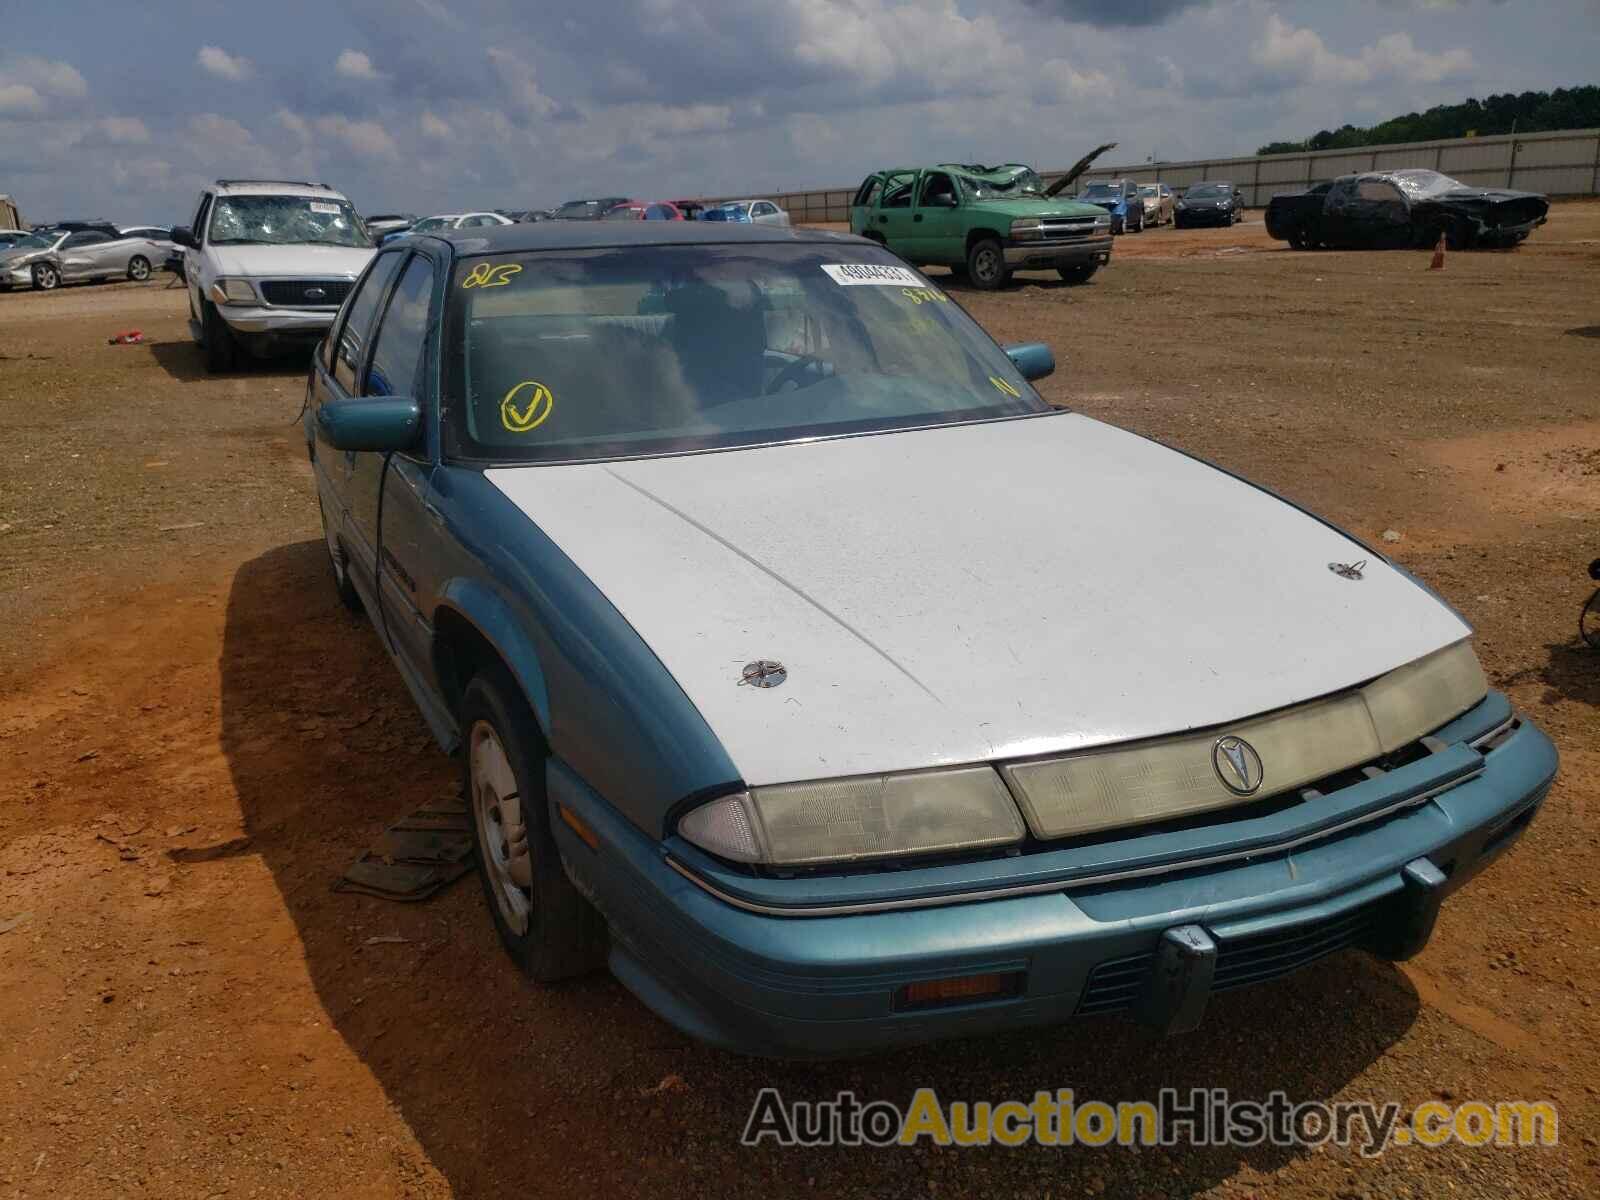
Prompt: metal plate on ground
<box><xmin>333</xmin><ymin>795</ymin><xmax>476</xmax><ymax>902</ymax></box>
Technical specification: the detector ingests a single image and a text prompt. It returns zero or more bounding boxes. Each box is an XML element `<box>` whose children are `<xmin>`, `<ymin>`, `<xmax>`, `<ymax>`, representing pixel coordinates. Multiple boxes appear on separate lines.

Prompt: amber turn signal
<box><xmin>894</xmin><ymin>971</ymin><xmax>1023</xmax><ymax>1011</ymax></box>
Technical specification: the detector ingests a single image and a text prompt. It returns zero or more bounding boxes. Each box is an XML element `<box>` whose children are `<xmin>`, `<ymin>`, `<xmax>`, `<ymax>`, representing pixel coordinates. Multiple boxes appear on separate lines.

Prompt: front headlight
<box><xmin>1009</xmin><ymin>217</ymin><xmax>1044</xmax><ymax>241</ymax></box>
<box><xmin>1000</xmin><ymin>640</ymin><xmax>1487</xmax><ymax>840</ymax></box>
<box><xmin>677</xmin><ymin>765</ymin><xmax>1026</xmax><ymax>866</ymax></box>
<box><xmin>1094</xmin><ymin>214</ymin><xmax>1112</xmax><ymax>228</ymax></box>
<box><xmin>209</xmin><ymin>277</ymin><xmax>256</xmax><ymax>306</ymax></box>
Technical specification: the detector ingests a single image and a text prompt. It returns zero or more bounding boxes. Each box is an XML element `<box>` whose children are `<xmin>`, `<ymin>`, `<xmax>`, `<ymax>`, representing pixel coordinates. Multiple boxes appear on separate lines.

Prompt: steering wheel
<box><xmin>765</xmin><ymin>355</ymin><xmax>836</xmax><ymax>395</ymax></box>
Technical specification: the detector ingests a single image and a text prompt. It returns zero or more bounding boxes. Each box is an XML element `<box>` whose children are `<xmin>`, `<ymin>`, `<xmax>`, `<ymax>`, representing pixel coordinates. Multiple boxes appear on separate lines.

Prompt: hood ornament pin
<box><xmin>1328</xmin><ymin>560</ymin><xmax>1367</xmax><ymax>581</ymax></box>
<box><xmin>739</xmin><ymin>660</ymin><xmax>787</xmax><ymax>688</ymax></box>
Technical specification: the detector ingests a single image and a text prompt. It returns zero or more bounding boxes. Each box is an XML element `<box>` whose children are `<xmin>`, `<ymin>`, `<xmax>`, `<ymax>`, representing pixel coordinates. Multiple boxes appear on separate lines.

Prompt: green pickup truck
<box><xmin>848</xmin><ymin>163</ymin><xmax>1113</xmax><ymax>289</ymax></box>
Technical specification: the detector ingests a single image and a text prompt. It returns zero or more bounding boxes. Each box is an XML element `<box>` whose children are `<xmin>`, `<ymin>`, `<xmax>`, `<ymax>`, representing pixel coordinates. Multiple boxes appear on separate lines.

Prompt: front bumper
<box><xmin>4</xmin><ymin>263</ymin><xmax>38</xmax><ymax>287</ymax></box>
<box><xmin>1176</xmin><ymin>208</ymin><xmax>1235</xmax><ymax>226</ymax></box>
<box><xmin>552</xmin><ymin>693</ymin><xmax>1554</xmax><ymax>1058</ymax></box>
<box><xmin>1002</xmin><ymin>235</ymin><xmax>1113</xmax><ymax>270</ymax></box>
<box><xmin>215</xmin><ymin>304</ymin><xmax>339</xmax><ymax>337</ymax></box>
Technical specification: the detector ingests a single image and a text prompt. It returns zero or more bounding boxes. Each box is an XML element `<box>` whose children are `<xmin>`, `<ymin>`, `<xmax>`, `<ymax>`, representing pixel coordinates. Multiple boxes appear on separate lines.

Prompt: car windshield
<box><xmin>208</xmin><ymin>195</ymin><xmax>371</xmax><ymax>247</ymax></box>
<box><xmin>703</xmin><ymin>204</ymin><xmax>750</xmax><ymax>222</ymax></box>
<box><xmin>959</xmin><ymin>169</ymin><xmax>1045</xmax><ymax>199</ymax></box>
<box><xmin>1140</xmin><ymin>186</ymin><xmax>1157</xmax><ymax>197</ymax></box>
<box><xmin>1391</xmin><ymin>170</ymin><xmax>1470</xmax><ymax>199</ymax></box>
<box><xmin>2</xmin><ymin>233</ymin><xmax>53</xmax><ymax>250</ymax></box>
<box><xmin>1079</xmin><ymin>183</ymin><xmax>1119</xmax><ymax>200</ymax></box>
<box><xmin>1186</xmin><ymin>185</ymin><xmax>1227</xmax><ymax>199</ymax></box>
<box><xmin>444</xmin><ymin>243</ymin><xmax>1048</xmax><ymax>464</ymax></box>
<box><xmin>412</xmin><ymin>217</ymin><xmax>452</xmax><ymax>232</ymax></box>
<box><xmin>555</xmin><ymin>201</ymin><xmax>602</xmax><ymax>220</ymax></box>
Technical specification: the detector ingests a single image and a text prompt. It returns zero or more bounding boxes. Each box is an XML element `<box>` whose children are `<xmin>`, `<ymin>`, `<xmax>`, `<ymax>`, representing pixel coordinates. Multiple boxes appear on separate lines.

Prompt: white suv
<box><xmin>173</xmin><ymin>180</ymin><xmax>375</xmax><ymax>372</ymax></box>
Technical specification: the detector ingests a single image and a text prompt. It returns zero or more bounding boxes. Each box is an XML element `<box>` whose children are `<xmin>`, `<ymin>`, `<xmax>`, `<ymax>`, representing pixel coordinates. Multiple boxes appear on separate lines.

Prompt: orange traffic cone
<box><xmin>1428</xmin><ymin>234</ymin><xmax>1445</xmax><ymax>270</ymax></box>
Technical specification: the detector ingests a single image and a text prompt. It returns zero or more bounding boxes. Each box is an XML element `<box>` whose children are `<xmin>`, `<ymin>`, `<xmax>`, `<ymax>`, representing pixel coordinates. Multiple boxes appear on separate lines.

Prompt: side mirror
<box><xmin>315</xmin><ymin>397</ymin><xmax>422</xmax><ymax>453</ymax></box>
<box><xmin>1003</xmin><ymin>342</ymin><xmax>1055</xmax><ymax>382</ymax></box>
<box><xmin>170</xmin><ymin>225</ymin><xmax>195</xmax><ymax>249</ymax></box>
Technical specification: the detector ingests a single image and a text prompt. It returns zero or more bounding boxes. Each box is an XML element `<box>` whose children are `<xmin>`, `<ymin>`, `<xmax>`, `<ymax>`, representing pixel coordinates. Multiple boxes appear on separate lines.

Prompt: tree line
<box><xmin>1256</xmin><ymin>85</ymin><xmax>1600</xmax><ymax>156</ymax></box>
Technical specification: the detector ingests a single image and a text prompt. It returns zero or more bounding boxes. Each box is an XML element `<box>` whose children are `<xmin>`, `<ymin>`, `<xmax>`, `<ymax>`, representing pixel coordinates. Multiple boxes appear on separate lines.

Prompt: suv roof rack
<box><xmin>214</xmin><ymin>179</ymin><xmax>332</xmax><ymax>190</ymax></box>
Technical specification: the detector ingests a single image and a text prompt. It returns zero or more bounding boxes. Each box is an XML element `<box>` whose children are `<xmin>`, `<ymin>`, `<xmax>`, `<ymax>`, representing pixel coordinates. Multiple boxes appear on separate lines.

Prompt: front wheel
<box><xmin>1581</xmin><ymin>589</ymin><xmax>1600</xmax><ymax>650</ymax></box>
<box><xmin>201</xmin><ymin>301</ymin><xmax>238</xmax><ymax>373</ymax></box>
<box><xmin>127</xmin><ymin>255</ymin><xmax>151</xmax><ymax>282</ymax></box>
<box><xmin>1056</xmin><ymin>263</ymin><xmax>1098</xmax><ymax>285</ymax></box>
<box><xmin>32</xmin><ymin>263</ymin><xmax>59</xmax><ymax>291</ymax></box>
<box><xmin>965</xmin><ymin>238</ymin><xmax>1010</xmax><ymax>290</ymax></box>
<box><xmin>462</xmin><ymin>666</ymin><xmax>607</xmax><ymax>981</ymax></box>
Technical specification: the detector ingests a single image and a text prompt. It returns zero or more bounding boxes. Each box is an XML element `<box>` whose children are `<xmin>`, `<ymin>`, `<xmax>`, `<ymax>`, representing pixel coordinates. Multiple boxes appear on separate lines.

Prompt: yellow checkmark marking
<box><xmin>501</xmin><ymin>381</ymin><xmax>553</xmax><ymax>433</ymax></box>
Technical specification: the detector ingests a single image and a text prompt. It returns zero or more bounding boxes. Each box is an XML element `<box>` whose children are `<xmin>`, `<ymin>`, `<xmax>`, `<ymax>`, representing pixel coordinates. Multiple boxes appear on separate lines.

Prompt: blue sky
<box><xmin>1</xmin><ymin>0</ymin><xmax>1595</xmax><ymax>224</ymax></box>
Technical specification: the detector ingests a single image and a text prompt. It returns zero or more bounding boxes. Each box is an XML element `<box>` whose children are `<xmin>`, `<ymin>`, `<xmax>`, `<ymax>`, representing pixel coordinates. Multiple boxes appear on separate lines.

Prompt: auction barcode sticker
<box><xmin>309</xmin><ymin>202</ymin><xmax>341</xmax><ymax>214</ymax></box>
<box><xmin>821</xmin><ymin>263</ymin><xmax>924</xmax><ymax>287</ymax></box>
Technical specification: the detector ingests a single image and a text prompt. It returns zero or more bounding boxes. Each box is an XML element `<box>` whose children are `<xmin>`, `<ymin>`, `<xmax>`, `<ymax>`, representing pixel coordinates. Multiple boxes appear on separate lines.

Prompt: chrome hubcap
<box><xmin>131</xmin><ymin>260</ymin><xmax>148</xmax><ymax>279</ymax></box>
<box><xmin>470</xmin><ymin>720</ymin><xmax>532</xmax><ymax>935</ymax></box>
<box><xmin>975</xmin><ymin>249</ymin><xmax>998</xmax><ymax>280</ymax></box>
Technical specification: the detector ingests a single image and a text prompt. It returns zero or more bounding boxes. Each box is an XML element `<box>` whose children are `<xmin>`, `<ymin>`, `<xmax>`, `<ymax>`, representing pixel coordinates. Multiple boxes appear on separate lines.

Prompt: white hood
<box><xmin>487</xmin><ymin>414</ymin><xmax>1469</xmax><ymax>787</ymax></box>
<box><xmin>205</xmin><ymin>243</ymin><xmax>373</xmax><ymax>278</ymax></box>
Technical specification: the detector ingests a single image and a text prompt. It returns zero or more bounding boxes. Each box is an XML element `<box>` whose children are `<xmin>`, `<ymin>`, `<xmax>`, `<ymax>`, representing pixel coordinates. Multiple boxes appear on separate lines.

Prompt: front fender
<box><xmin>436</xmin><ymin>577</ymin><xmax>553</xmax><ymax>735</ymax></box>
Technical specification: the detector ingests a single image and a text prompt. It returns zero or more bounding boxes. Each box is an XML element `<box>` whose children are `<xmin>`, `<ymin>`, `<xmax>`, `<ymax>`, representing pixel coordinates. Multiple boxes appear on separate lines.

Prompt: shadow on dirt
<box><xmin>149</xmin><ymin>338</ymin><xmax>313</xmax><ymax>383</ymax></box>
<box><xmin>1566</xmin><ymin>326</ymin><xmax>1600</xmax><ymax>341</ymax></box>
<box><xmin>221</xmin><ymin>541</ymin><xmax>1422</xmax><ymax>1198</ymax></box>
<box><xmin>1507</xmin><ymin>635</ymin><xmax>1600</xmax><ymax>709</ymax></box>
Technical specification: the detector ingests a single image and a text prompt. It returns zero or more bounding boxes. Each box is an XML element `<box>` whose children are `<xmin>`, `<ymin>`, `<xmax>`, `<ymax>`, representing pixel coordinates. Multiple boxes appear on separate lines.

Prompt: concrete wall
<box><xmin>692</xmin><ymin>128</ymin><xmax>1600</xmax><ymax>221</ymax></box>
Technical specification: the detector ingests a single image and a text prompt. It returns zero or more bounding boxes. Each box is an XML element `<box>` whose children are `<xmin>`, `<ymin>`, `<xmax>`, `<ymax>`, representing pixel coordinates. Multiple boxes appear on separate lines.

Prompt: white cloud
<box><xmin>1250</xmin><ymin>15</ymin><xmax>1473</xmax><ymax>87</ymax></box>
<box><xmin>420</xmin><ymin>110</ymin><xmax>452</xmax><ymax>138</ymax></box>
<box><xmin>335</xmin><ymin>49</ymin><xmax>380</xmax><ymax>80</ymax></box>
<box><xmin>315</xmin><ymin>115</ymin><xmax>400</xmax><ymax>159</ymax></box>
<box><xmin>196</xmin><ymin>46</ymin><xmax>253</xmax><ymax>81</ymax></box>
<box><xmin>486</xmin><ymin>48</ymin><xmax>558</xmax><ymax>116</ymax></box>
<box><xmin>98</xmin><ymin>116</ymin><xmax>151</xmax><ymax>144</ymax></box>
<box><xmin>0</xmin><ymin>83</ymin><xmax>42</xmax><ymax>114</ymax></box>
<box><xmin>276</xmin><ymin>109</ymin><xmax>312</xmax><ymax>140</ymax></box>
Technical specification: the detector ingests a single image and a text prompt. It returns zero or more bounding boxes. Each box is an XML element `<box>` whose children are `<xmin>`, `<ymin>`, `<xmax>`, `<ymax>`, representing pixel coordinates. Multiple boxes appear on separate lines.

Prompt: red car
<box><xmin>601</xmin><ymin>200</ymin><xmax>685</xmax><ymax>221</ymax></box>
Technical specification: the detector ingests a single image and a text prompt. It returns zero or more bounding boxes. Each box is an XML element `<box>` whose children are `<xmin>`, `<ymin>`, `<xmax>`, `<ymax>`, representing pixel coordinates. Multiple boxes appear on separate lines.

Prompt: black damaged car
<box><xmin>1173</xmin><ymin>182</ymin><xmax>1242</xmax><ymax>228</ymax></box>
<box><xmin>1267</xmin><ymin>169</ymin><xmax>1548</xmax><ymax>251</ymax></box>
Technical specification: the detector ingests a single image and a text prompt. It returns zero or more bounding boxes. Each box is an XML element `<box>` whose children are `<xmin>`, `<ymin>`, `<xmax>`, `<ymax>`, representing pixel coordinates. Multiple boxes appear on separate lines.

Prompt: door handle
<box><xmin>913</xmin><ymin>214</ymin><xmax>923</xmax><ymax>222</ymax></box>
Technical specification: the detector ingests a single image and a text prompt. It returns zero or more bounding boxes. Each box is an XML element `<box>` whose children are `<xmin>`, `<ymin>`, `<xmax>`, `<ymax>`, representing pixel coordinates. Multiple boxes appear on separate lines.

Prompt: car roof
<box><xmin>425</xmin><ymin>220</ymin><xmax>866</xmax><ymax>255</ymax></box>
<box><xmin>211</xmin><ymin>179</ymin><xmax>349</xmax><ymax>198</ymax></box>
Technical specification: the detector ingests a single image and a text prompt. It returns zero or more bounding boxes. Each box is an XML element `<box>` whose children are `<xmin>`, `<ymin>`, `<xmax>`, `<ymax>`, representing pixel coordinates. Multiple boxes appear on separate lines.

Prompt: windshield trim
<box><xmin>444</xmin><ymin>406</ymin><xmax>1071</xmax><ymax>470</ymax></box>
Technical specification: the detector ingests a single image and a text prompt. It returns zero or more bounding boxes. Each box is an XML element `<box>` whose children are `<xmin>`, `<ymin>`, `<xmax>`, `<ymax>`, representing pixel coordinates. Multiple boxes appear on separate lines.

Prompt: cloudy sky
<box><xmin>2</xmin><ymin>0</ymin><xmax>1595</xmax><ymax>224</ymax></box>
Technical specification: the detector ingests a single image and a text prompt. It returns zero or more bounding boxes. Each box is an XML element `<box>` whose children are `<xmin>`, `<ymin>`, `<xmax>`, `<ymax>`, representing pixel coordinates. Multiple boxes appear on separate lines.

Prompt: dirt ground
<box><xmin>2</xmin><ymin>205</ymin><xmax>1599</xmax><ymax>1199</ymax></box>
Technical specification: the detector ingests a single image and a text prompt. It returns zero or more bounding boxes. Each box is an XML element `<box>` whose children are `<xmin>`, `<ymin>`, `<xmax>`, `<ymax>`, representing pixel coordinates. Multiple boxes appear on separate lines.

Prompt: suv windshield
<box><xmin>208</xmin><ymin>195</ymin><xmax>371</xmax><ymax>247</ymax></box>
<box><xmin>958</xmin><ymin>169</ymin><xmax>1045</xmax><ymax>199</ymax></box>
<box><xmin>445</xmin><ymin>243</ymin><xmax>1047</xmax><ymax>464</ymax></box>
<box><xmin>1079</xmin><ymin>183</ymin><xmax>1120</xmax><ymax>200</ymax></box>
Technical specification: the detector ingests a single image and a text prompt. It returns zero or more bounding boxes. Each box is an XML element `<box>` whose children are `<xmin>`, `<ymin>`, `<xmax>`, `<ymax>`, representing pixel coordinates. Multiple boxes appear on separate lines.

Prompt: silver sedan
<box><xmin>0</xmin><ymin>227</ymin><xmax>167</xmax><ymax>291</ymax></box>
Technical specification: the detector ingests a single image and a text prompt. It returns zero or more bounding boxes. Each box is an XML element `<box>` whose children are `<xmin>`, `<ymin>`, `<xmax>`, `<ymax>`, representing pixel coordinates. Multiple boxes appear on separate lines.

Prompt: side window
<box><xmin>64</xmin><ymin>231</ymin><xmax>110</xmax><ymax>248</ymax></box>
<box><xmin>644</xmin><ymin>205</ymin><xmax>670</xmax><ymax>220</ymax></box>
<box><xmin>1357</xmin><ymin>179</ymin><xmax>1403</xmax><ymax>203</ymax></box>
<box><xmin>193</xmin><ymin>195</ymin><xmax>213</xmax><ymax>244</ymax></box>
<box><xmin>364</xmin><ymin>256</ymin><xmax>435</xmax><ymax>399</ymax></box>
<box><xmin>755</xmin><ymin>202</ymin><xmax>778</xmax><ymax>217</ymax></box>
<box><xmin>882</xmin><ymin>174</ymin><xmax>916</xmax><ymax>208</ymax></box>
<box><xmin>919</xmin><ymin>173</ymin><xmax>957</xmax><ymax>207</ymax></box>
<box><xmin>853</xmin><ymin>176</ymin><xmax>882</xmax><ymax>208</ymax></box>
<box><xmin>1328</xmin><ymin>178</ymin><xmax>1358</xmax><ymax>208</ymax></box>
<box><xmin>332</xmin><ymin>253</ymin><xmax>405</xmax><ymax>394</ymax></box>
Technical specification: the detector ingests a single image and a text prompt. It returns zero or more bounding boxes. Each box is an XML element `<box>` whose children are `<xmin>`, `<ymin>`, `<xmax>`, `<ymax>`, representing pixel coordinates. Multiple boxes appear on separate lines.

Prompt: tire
<box><xmin>201</xmin><ymin>300</ymin><xmax>238</xmax><ymax>373</ymax></box>
<box><xmin>461</xmin><ymin>665</ymin><xmax>607</xmax><ymax>982</ymax></box>
<box><xmin>1056</xmin><ymin>263</ymin><xmax>1097</xmax><ymax>285</ymax></box>
<box><xmin>127</xmin><ymin>255</ymin><xmax>151</xmax><ymax>282</ymax></box>
<box><xmin>318</xmin><ymin>497</ymin><xmax>361</xmax><ymax>614</ymax></box>
<box><xmin>1581</xmin><ymin>589</ymin><xmax>1600</xmax><ymax>651</ymax></box>
<box><xmin>31</xmin><ymin>263</ymin><xmax>59</xmax><ymax>291</ymax></box>
<box><xmin>965</xmin><ymin>237</ymin><xmax>1009</xmax><ymax>290</ymax></box>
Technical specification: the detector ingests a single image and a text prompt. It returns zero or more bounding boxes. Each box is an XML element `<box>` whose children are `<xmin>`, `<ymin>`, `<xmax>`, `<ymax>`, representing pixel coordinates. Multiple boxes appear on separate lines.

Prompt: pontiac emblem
<box><xmin>1212</xmin><ymin>735</ymin><xmax>1264</xmax><ymax>796</ymax></box>
<box><xmin>739</xmin><ymin>660</ymin><xmax>787</xmax><ymax>688</ymax></box>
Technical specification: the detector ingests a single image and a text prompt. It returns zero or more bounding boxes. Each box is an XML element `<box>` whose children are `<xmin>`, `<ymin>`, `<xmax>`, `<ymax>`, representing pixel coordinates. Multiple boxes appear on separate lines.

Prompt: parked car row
<box><xmin>368</xmin><ymin>197</ymin><xmax>790</xmax><ymax>245</ymax></box>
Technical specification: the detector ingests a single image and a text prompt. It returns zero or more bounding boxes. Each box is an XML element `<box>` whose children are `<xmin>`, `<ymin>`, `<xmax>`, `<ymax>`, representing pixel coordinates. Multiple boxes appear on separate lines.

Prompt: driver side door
<box><xmin>910</xmin><ymin>172</ymin><xmax>963</xmax><ymax>265</ymax></box>
<box><xmin>58</xmin><ymin>231</ymin><xmax>111</xmax><ymax>280</ymax></box>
